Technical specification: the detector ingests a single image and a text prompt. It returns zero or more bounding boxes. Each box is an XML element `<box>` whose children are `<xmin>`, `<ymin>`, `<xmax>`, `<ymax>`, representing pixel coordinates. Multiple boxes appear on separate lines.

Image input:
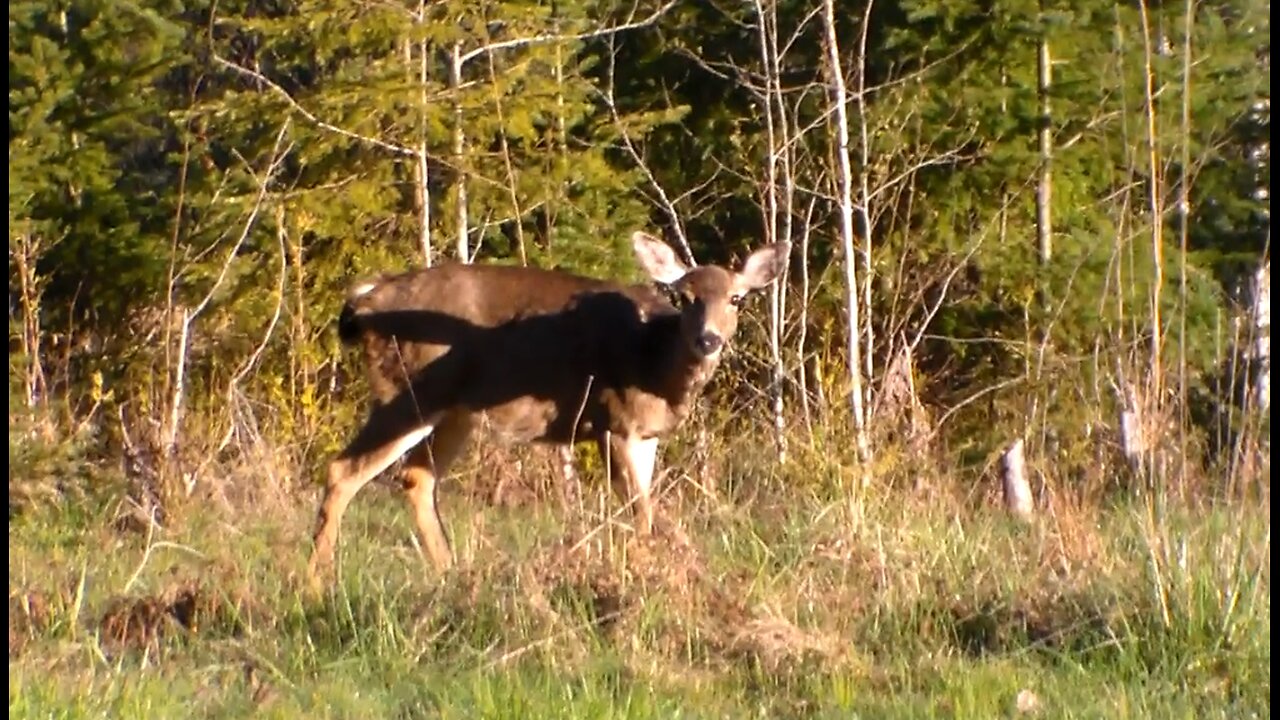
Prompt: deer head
<box><xmin>631</xmin><ymin>231</ymin><xmax>790</xmax><ymax>360</ymax></box>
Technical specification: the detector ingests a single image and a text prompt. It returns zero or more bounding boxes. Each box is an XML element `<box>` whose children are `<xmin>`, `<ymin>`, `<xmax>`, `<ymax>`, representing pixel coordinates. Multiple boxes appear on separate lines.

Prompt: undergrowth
<box><xmin>7</xmin><ymin>404</ymin><xmax>1271</xmax><ymax>719</ymax></box>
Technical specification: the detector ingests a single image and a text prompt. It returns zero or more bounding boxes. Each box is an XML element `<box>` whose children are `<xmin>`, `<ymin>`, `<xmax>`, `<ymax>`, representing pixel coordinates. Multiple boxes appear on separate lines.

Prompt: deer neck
<box><xmin>644</xmin><ymin>314</ymin><xmax>719</xmax><ymax>410</ymax></box>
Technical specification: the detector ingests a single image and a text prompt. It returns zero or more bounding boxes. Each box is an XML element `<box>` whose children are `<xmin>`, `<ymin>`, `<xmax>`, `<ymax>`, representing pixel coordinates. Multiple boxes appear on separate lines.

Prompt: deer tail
<box><xmin>337</xmin><ymin>280</ymin><xmax>379</xmax><ymax>345</ymax></box>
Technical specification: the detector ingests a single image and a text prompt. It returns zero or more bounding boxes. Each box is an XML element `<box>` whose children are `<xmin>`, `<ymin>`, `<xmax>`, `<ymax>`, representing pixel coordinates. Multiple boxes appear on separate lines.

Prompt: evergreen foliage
<box><xmin>8</xmin><ymin>0</ymin><xmax>1270</xmax><ymax>473</ymax></box>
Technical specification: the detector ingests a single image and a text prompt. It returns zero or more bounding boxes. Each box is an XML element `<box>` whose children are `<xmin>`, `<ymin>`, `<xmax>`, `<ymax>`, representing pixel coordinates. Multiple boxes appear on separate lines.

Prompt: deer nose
<box><xmin>696</xmin><ymin>332</ymin><xmax>723</xmax><ymax>355</ymax></box>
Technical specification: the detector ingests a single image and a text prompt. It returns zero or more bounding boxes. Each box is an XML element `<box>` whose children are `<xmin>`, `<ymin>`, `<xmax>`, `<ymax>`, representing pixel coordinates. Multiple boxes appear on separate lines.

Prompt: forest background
<box><xmin>8</xmin><ymin>0</ymin><xmax>1271</xmax><ymax>715</ymax></box>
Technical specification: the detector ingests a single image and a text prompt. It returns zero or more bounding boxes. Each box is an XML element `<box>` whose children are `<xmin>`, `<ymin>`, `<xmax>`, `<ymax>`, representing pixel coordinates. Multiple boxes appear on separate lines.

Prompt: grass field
<box><xmin>8</xmin><ymin>424</ymin><xmax>1271</xmax><ymax>719</ymax></box>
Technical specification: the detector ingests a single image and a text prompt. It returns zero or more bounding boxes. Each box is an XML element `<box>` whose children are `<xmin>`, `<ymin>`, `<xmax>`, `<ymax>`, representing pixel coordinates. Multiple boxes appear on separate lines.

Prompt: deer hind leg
<box><xmin>600</xmin><ymin>432</ymin><xmax>660</xmax><ymax>536</ymax></box>
<box><xmin>402</xmin><ymin>411</ymin><xmax>473</xmax><ymax>572</ymax></box>
<box><xmin>307</xmin><ymin>396</ymin><xmax>443</xmax><ymax>589</ymax></box>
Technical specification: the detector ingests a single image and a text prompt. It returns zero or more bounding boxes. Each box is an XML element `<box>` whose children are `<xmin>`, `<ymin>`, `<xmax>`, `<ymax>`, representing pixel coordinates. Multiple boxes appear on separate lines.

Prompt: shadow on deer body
<box><xmin>307</xmin><ymin>232</ymin><xmax>789</xmax><ymax>587</ymax></box>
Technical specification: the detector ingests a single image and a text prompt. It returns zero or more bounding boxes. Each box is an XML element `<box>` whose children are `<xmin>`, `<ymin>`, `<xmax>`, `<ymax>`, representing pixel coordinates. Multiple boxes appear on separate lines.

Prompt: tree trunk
<box><xmin>451</xmin><ymin>41</ymin><xmax>470</xmax><ymax>263</ymax></box>
<box><xmin>1001</xmin><ymin>438</ymin><xmax>1034</xmax><ymax>519</ymax></box>
<box><xmin>1036</xmin><ymin>11</ymin><xmax>1053</xmax><ymax>268</ymax></box>
<box><xmin>412</xmin><ymin>25</ymin><xmax>433</xmax><ymax>266</ymax></box>
<box><xmin>822</xmin><ymin>0</ymin><xmax>870</xmax><ymax>463</ymax></box>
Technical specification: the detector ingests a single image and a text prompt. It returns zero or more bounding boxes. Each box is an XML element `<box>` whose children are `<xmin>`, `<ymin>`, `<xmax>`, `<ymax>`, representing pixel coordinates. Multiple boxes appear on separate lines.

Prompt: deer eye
<box><xmin>729</xmin><ymin>294</ymin><xmax>745</xmax><ymax>308</ymax></box>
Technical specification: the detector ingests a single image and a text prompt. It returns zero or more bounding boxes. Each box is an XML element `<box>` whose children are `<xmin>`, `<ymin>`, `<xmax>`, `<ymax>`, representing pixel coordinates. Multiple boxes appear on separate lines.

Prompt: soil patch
<box><xmin>9</xmin><ymin>589</ymin><xmax>53</xmax><ymax>659</ymax></box>
<box><xmin>97</xmin><ymin>580</ymin><xmax>260</xmax><ymax>654</ymax></box>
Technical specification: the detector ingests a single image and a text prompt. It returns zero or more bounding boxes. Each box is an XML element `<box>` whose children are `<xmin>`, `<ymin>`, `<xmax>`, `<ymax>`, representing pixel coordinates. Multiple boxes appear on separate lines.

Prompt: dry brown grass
<box><xmin>7</xmin><ymin>385</ymin><xmax>1271</xmax><ymax>718</ymax></box>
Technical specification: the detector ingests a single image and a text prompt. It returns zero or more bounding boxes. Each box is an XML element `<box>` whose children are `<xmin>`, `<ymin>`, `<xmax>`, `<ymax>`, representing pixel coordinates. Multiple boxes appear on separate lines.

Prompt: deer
<box><xmin>306</xmin><ymin>230</ymin><xmax>789</xmax><ymax>587</ymax></box>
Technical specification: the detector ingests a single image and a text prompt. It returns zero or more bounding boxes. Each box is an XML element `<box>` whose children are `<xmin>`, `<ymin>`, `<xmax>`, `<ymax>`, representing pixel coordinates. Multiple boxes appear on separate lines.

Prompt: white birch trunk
<box><xmin>1250</xmin><ymin>261</ymin><xmax>1270</xmax><ymax>411</ymax></box>
<box><xmin>1001</xmin><ymin>438</ymin><xmax>1034</xmax><ymax>519</ymax></box>
<box><xmin>413</xmin><ymin>13</ymin><xmax>432</xmax><ymax>266</ymax></box>
<box><xmin>751</xmin><ymin>0</ymin><xmax>788</xmax><ymax>462</ymax></box>
<box><xmin>1036</xmin><ymin>14</ymin><xmax>1053</xmax><ymax>267</ymax></box>
<box><xmin>451</xmin><ymin>42</ymin><xmax>470</xmax><ymax>263</ymax></box>
<box><xmin>821</xmin><ymin>0</ymin><xmax>870</xmax><ymax>462</ymax></box>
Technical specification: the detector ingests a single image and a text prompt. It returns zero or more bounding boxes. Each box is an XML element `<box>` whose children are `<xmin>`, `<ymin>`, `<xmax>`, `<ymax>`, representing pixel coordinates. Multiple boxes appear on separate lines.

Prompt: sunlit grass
<box><xmin>8</xmin><ymin>424</ymin><xmax>1270</xmax><ymax>719</ymax></box>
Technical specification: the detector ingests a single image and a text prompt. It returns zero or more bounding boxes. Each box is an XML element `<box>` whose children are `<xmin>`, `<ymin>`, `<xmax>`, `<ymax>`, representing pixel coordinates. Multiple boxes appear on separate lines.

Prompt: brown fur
<box><xmin>307</xmin><ymin>232</ymin><xmax>789</xmax><ymax>586</ymax></box>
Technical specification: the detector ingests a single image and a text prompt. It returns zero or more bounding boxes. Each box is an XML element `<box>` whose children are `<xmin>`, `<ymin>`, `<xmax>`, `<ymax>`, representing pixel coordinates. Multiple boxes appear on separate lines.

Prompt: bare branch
<box><xmin>188</xmin><ymin>122</ymin><xmax>293</xmax><ymax>322</ymax></box>
<box><xmin>601</xmin><ymin>34</ymin><xmax>694</xmax><ymax>265</ymax></box>
<box><xmin>209</xmin><ymin>43</ymin><xmax>416</xmax><ymax>157</ymax></box>
<box><xmin>229</xmin><ymin>207</ymin><xmax>288</xmax><ymax>390</ymax></box>
<box><xmin>457</xmin><ymin>0</ymin><xmax>678</xmax><ymax>67</ymax></box>
<box><xmin>166</xmin><ymin>121</ymin><xmax>291</xmax><ymax>467</ymax></box>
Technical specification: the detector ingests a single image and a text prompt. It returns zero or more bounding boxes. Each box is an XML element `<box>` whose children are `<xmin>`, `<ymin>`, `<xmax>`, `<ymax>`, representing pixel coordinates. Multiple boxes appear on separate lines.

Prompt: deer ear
<box><xmin>734</xmin><ymin>242</ymin><xmax>790</xmax><ymax>293</ymax></box>
<box><xmin>632</xmin><ymin>231</ymin><xmax>689</xmax><ymax>285</ymax></box>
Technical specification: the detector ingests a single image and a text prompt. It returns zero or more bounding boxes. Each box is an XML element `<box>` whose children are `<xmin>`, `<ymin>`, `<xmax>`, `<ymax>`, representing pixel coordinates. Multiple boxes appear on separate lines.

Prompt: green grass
<box><xmin>8</xmin><ymin>450</ymin><xmax>1271</xmax><ymax>719</ymax></box>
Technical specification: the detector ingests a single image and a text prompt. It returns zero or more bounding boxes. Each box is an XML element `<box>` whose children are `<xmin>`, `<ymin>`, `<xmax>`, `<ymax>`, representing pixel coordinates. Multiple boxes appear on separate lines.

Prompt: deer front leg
<box><xmin>600</xmin><ymin>432</ymin><xmax>659</xmax><ymax>536</ymax></box>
